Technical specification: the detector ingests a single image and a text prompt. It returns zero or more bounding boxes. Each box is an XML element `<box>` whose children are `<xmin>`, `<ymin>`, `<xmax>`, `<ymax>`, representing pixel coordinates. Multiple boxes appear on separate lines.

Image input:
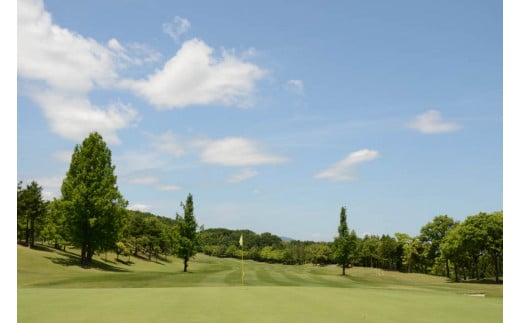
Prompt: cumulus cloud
<box><xmin>108</xmin><ymin>39</ymin><xmax>162</xmax><ymax>68</ymax></box>
<box><xmin>18</xmin><ymin>0</ymin><xmax>140</xmax><ymax>144</ymax></box>
<box><xmin>200</xmin><ymin>137</ymin><xmax>288</xmax><ymax>167</ymax></box>
<box><xmin>121</xmin><ymin>39</ymin><xmax>266</xmax><ymax>109</ymax></box>
<box><xmin>227</xmin><ymin>168</ymin><xmax>259</xmax><ymax>183</ymax></box>
<box><xmin>18</xmin><ymin>0</ymin><xmax>116</xmax><ymax>93</ymax></box>
<box><xmin>32</xmin><ymin>92</ymin><xmax>140</xmax><ymax>144</ymax></box>
<box><xmin>162</xmin><ymin>16</ymin><xmax>191</xmax><ymax>42</ymax></box>
<box><xmin>314</xmin><ymin>149</ymin><xmax>380</xmax><ymax>181</ymax></box>
<box><xmin>406</xmin><ymin>110</ymin><xmax>461</xmax><ymax>134</ymax></box>
<box><xmin>35</xmin><ymin>176</ymin><xmax>64</xmax><ymax>200</ymax></box>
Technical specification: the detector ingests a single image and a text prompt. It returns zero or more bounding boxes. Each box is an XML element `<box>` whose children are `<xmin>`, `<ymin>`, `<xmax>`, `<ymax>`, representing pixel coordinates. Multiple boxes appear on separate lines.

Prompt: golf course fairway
<box><xmin>17</xmin><ymin>245</ymin><xmax>502</xmax><ymax>322</ymax></box>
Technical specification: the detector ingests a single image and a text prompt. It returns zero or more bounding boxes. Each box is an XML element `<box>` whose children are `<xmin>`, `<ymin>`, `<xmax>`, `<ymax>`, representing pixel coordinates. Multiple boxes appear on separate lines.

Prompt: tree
<box><xmin>17</xmin><ymin>181</ymin><xmax>47</xmax><ymax>248</ymax></box>
<box><xmin>60</xmin><ymin>132</ymin><xmax>127</xmax><ymax>266</ymax></box>
<box><xmin>456</xmin><ymin>212</ymin><xmax>502</xmax><ymax>282</ymax></box>
<box><xmin>40</xmin><ymin>199</ymin><xmax>69</xmax><ymax>250</ymax></box>
<box><xmin>174</xmin><ymin>193</ymin><xmax>200</xmax><ymax>272</ymax></box>
<box><xmin>332</xmin><ymin>206</ymin><xmax>355</xmax><ymax>275</ymax></box>
<box><xmin>441</xmin><ymin>224</ymin><xmax>467</xmax><ymax>282</ymax></box>
<box><xmin>420</xmin><ymin>215</ymin><xmax>456</xmax><ymax>277</ymax></box>
<box><xmin>485</xmin><ymin>211</ymin><xmax>503</xmax><ymax>283</ymax></box>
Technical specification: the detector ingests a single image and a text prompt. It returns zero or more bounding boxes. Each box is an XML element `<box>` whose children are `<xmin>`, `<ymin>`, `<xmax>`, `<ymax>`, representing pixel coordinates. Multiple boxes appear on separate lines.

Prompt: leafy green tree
<box><xmin>359</xmin><ymin>235</ymin><xmax>379</xmax><ymax>268</ymax></box>
<box><xmin>306</xmin><ymin>243</ymin><xmax>332</xmax><ymax>265</ymax></box>
<box><xmin>441</xmin><ymin>224</ymin><xmax>468</xmax><ymax>282</ymax></box>
<box><xmin>377</xmin><ymin>234</ymin><xmax>399</xmax><ymax>270</ymax></box>
<box><xmin>17</xmin><ymin>181</ymin><xmax>47</xmax><ymax>248</ymax></box>
<box><xmin>420</xmin><ymin>215</ymin><xmax>456</xmax><ymax>277</ymax></box>
<box><xmin>174</xmin><ymin>193</ymin><xmax>200</xmax><ymax>272</ymax></box>
<box><xmin>486</xmin><ymin>211</ymin><xmax>503</xmax><ymax>283</ymax></box>
<box><xmin>332</xmin><ymin>206</ymin><xmax>355</xmax><ymax>275</ymax></box>
<box><xmin>41</xmin><ymin>199</ymin><xmax>69</xmax><ymax>250</ymax></box>
<box><xmin>60</xmin><ymin>132</ymin><xmax>127</xmax><ymax>266</ymax></box>
<box><xmin>456</xmin><ymin>212</ymin><xmax>502</xmax><ymax>282</ymax></box>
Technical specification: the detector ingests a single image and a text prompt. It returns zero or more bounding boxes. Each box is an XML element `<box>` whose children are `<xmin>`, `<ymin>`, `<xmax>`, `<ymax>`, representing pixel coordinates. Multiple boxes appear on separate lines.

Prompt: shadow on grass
<box><xmin>130</xmin><ymin>252</ymin><xmax>167</xmax><ymax>265</ymax></box>
<box><xmin>18</xmin><ymin>242</ymin><xmax>59</xmax><ymax>253</ymax></box>
<box><xmin>449</xmin><ymin>278</ymin><xmax>503</xmax><ymax>285</ymax></box>
<box><xmin>116</xmin><ymin>258</ymin><xmax>134</xmax><ymax>266</ymax></box>
<box><xmin>44</xmin><ymin>251</ymin><xmax>130</xmax><ymax>272</ymax></box>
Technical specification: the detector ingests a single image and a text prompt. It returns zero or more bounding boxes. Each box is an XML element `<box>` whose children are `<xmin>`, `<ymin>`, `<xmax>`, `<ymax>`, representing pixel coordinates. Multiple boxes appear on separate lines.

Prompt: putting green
<box><xmin>18</xmin><ymin>286</ymin><xmax>502</xmax><ymax>323</ymax></box>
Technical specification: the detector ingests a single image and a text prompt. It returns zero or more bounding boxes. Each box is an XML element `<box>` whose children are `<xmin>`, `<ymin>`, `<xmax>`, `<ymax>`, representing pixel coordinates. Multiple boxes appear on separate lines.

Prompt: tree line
<box><xmin>17</xmin><ymin>132</ymin><xmax>502</xmax><ymax>282</ymax></box>
<box><xmin>18</xmin><ymin>132</ymin><xmax>200</xmax><ymax>272</ymax></box>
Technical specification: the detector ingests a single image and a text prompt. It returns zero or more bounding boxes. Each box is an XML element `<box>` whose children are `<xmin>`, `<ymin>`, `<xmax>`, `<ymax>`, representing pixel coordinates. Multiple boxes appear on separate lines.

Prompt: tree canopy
<box><xmin>174</xmin><ymin>193</ymin><xmax>200</xmax><ymax>272</ymax></box>
<box><xmin>60</xmin><ymin>132</ymin><xmax>127</xmax><ymax>266</ymax></box>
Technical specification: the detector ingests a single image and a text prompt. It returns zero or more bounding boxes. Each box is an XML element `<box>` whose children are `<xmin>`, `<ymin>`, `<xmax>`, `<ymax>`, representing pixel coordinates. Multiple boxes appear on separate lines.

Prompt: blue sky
<box><xmin>16</xmin><ymin>0</ymin><xmax>503</xmax><ymax>241</ymax></box>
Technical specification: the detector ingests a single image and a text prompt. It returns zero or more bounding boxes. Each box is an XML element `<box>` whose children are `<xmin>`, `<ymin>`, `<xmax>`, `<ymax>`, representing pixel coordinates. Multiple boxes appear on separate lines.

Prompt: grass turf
<box><xmin>17</xmin><ymin>244</ymin><xmax>503</xmax><ymax>322</ymax></box>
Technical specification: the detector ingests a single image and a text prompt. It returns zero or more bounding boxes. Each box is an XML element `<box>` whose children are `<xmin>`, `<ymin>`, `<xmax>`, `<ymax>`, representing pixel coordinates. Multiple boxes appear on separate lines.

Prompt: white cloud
<box><xmin>125</xmin><ymin>175</ymin><xmax>181</xmax><ymax>191</ymax></box>
<box><xmin>18</xmin><ymin>0</ymin><xmax>116</xmax><ymax>93</ymax></box>
<box><xmin>406</xmin><ymin>110</ymin><xmax>461</xmax><ymax>134</ymax></box>
<box><xmin>109</xmin><ymin>40</ymin><xmax>162</xmax><ymax>68</ymax></box>
<box><xmin>32</xmin><ymin>92</ymin><xmax>140</xmax><ymax>144</ymax></box>
<box><xmin>314</xmin><ymin>149</ymin><xmax>380</xmax><ymax>181</ymax></box>
<box><xmin>121</xmin><ymin>39</ymin><xmax>266</xmax><ymax>109</ymax></box>
<box><xmin>114</xmin><ymin>151</ymin><xmax>169</xmax><ymax>175</ymax></box>
<box><xmin>18</xmin><ymin>0</ymin><xmax>141</xmax><ymax>143</ymax></box>
<box><xmin>36</xmin><ymin>176</ymin><xmax>63</xmax><ymax>200</ymax></box>
<box><xmin>286</xmin><ymin>79</ymin><xmax>304</xmax><ymax>95</ymax></box>
<box><xmin>200</xmin><ymin>137</ymin><xmax>288</xmax><ymax>167</ymax></box>
<box><xmin>162</xmin><ymin>16</ymin><xmax>191</xmax><ymax>42</ymax></box>
<box><xmin>127</xmin><ymin>203</ymin><xmax>152</xmax><ymax>212</ymax></box>
<box><xmin>127</xmin><ymin>176</ymin><xmax>158</xmax><ymax>185</ymax></box>
<box><xmin>227</xmin><ymin>168</ymin><xmax>259</xmax><ymax>183</ymax></box>
<box><xmin>146</xmin><ymin>130</ymin><xmax>185</xmax><ymax>157</ymax></box>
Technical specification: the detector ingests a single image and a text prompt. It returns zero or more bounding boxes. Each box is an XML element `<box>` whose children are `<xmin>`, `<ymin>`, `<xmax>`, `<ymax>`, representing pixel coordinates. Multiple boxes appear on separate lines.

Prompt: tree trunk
<box><xmin>25</xmin><ymin>218</ymin><xmax>30</xmax><ymax>246</ymax></box>
<box><xmin>183</xmin><ymin>258</ymin><xmax>188</xmax><ymax>272</ymax></box>
<box><xmin>445</xmin><ymin>259</ymin><xmax>450</xmax><ymax>278</ymax></box>
<box><xmin>342</xmin><ymin>263</ymin><xmax>346</xmax><ymax>276</ymax></box>
<box><xmin>454</xmin><ymin>263</ymin><xmax>459</xmax><ymax>282</ymax></box>
<box><xmin>81</xmin><ymin>244</ymin><xmax>88</xmax><ymax>266</ymax></box>
<box><xmin>29</xmin><ymin>217</ymin><xmax>35</xmax><ymax>248</ymax></box>
<box><xmin>473</xmin><ymin>256</ymin><xmax>479</xmax><ymax>280</ymax></box>
<box><xmin>494</xmin><ymin>254</ymin><xmax>500</xmax><ymax>283</ymax></box>
<box><xmin>87</xmin><ymin>247</ymin><xmax>94</xmax><ymax>266</ymax></box>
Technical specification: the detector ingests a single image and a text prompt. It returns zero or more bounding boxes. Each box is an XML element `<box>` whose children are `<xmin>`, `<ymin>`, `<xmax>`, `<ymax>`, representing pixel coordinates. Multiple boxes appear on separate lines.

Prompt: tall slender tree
<box><xmin>60</xmin><ymin>132</ymin><xmax>127</xmax><ymax>266</ymax></box>
<box><xmin>333</xmin><ymin>206</ymin><xmax>354</xmax><ymax>275</ymax></box>
<box><xmin>174</xmin><ymin>193</ymin><xmax>200</xmax><ymax>272</ymax></box>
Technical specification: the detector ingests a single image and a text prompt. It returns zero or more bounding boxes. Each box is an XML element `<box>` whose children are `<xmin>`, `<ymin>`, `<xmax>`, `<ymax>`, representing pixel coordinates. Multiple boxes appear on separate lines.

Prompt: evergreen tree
<box><xmin>174</xmin><ymin>193</ymin><xmax>200</xmax><ymax>272</ymax></box>
<box><xmin>60</xmin><ymin>132</ymin><xmax>127</xmax><ymax>266</ymax></box>
<box><xmin>332</xmin><ymin>206</ymin><xmax>354</xmax><ymax>275</ymax></box>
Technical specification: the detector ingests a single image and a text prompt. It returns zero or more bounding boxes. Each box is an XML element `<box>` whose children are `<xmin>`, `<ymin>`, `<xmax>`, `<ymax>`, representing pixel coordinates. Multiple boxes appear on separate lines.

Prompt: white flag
<box><xmin>239</xmin><ymin>234</ymin><xmax>243</xmax><ymax>247</ymax></box>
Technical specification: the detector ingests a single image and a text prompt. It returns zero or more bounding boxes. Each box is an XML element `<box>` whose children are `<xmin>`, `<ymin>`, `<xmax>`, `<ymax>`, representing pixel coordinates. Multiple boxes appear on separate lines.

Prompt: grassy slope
<box><xmin>17</xmin><ymin>245</ymin><xmax>503</xmax><ymax>322</ymax></box>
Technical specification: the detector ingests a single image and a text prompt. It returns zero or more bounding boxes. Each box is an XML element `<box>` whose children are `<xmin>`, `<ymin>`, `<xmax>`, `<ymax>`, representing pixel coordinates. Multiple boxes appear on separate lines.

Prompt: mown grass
<box><xmin>17</xmin><ymin>244</ymin><xmax>503</xmax><ymax>322</ymax></box>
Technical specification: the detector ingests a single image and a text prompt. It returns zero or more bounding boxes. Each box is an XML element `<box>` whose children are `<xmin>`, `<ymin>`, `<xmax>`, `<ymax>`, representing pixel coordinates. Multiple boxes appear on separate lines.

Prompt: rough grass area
<box><xmin>17</xmin><ymin>245</ymin><xmax>503</xmax><ymax>322</ymax></box>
